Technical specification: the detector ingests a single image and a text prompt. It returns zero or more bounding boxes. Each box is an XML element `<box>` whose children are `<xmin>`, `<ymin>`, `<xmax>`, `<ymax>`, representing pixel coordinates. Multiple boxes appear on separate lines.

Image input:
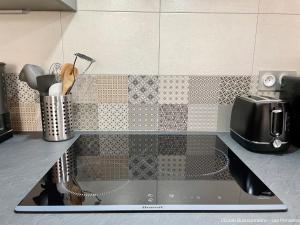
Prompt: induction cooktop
<box><xmin>15</xmin><ymin>134</ymin><xmax>287</xmax><ymax>212</ymax></box>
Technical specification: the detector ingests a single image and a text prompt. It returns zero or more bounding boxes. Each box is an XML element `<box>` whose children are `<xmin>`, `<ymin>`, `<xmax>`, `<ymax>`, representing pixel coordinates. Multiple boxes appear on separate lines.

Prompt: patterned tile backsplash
<box><xmin>219</xmin><ymin>76</ymin><xmax>252</xmax><ymax>104</ymax></box>
<box><xmin>189</xmin><ymin>76</ymin><xmax>220</xmax><ymax>104</ymax></box>
<box><xmin>159</xmin><ymin>104</ymin><xmax>188</xmax><ymax>131</ymax></box>
<box><xmin>98</xmin><ymin>104</ymin><xmax>129</xmax><ymax>131</ymax></box>
<box><xmin>128</xmin><ymin>75</ymin><xmax>158</xmax><ymax>104</ymax></box>
<box><xmin>188</xmin><ymin>104</ymin><xmax>218</xmax><ymax>131</ymax></box>
<box><xmin>129</xmin><ymin>104</ymin><xmax>158</xmax><ymax>131</ymax></box>
<box><xmin>159</xmin><ymin>76</ymin><xmax>189</xmax><ymax>104</ymax></box>
<box><xmin>4</xmin><ymin>74</ymin><xmax>257</xmax><ymax>132</ymax></box>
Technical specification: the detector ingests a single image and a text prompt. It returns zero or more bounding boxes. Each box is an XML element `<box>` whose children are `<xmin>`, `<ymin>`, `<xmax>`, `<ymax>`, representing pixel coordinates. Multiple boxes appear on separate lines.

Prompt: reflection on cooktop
<box><xmin>73</xmin><ymin>135</ymin><xmax>232</xmax><ymax>181</ymax></box>
<box><xmin>15</xmin><ymin>134</ymin><xmax>287</xmax><ymax>212</ymax></box>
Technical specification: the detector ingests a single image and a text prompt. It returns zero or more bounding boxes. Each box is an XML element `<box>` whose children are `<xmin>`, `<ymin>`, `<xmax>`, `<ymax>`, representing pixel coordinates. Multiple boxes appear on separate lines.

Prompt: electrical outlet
<box><xmin>258</xmin><ymin>71</ymin><xmax>297</xmax><ymax>91</ymax></box>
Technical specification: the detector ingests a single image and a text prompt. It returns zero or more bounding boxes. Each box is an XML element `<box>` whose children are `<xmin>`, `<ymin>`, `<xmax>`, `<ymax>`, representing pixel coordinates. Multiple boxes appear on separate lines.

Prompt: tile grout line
<box><xmin>157</xmin><ymin>0</ymin><xmax>162</xmax><ymax>75</ymax></box>
<box><xmin>251</xmin><ymin>0</ymin><xmax>260</xmax><ymax>75</ymax></box>
<box><xmin>160</xmin><ymin>11</ymin><xmax>300</xmax><ymax>15</ymax></box>
<box><xmin>77</xmin><ymin>9</ymin><xmax>300</xmax><ymax>16</ymax></box>
<box><xmin>257</xmin><ymin>0</ymin><xmax>262</xmax><ymax>14</ymax></box>
<box><xmin>157</xmin><ymin>0</ymin><xmax>162</xmax><ymax>130</ymax></box>
<box><xmin>59</xmin><ymin>11</ymin><xmax>65</xmax><ymax>63</ymax></box>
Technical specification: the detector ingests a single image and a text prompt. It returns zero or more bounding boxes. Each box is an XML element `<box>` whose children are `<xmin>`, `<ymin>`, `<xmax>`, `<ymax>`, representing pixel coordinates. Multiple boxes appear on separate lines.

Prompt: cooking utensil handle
<box><xmin>271</xmin><ymin>109</ymin><xmax>283</xmax><ymax>137</ymax></box>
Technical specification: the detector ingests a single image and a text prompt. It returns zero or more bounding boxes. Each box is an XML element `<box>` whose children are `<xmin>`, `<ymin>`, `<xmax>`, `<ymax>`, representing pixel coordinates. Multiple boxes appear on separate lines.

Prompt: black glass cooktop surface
<box><xmin>15</xmin><ymin>134</ymin><xmax>287</xmax><ymax>212</ymax></box>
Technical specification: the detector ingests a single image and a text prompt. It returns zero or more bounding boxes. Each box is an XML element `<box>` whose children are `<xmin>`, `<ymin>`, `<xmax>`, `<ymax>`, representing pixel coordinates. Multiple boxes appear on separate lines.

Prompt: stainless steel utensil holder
<box><xmin>40</xmin><ymin>94</ymin><xmax>74</xmax><ymax>142</ymax></box>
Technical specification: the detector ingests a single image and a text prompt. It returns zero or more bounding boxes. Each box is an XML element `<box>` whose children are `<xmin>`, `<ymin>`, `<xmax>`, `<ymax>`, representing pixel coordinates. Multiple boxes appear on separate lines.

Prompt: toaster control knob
<box><xmin>273</xmin><ymin>139</ymin><xmax>282</xmax><ymax>149</ymax></box>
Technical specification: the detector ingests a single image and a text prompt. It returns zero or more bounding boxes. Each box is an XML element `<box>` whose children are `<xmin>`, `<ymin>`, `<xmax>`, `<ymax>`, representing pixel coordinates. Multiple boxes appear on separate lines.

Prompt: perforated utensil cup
<box><xmin>41</xmin><ymin>95</ymin><xmax>74</xmax><ymax>142</ymax></box>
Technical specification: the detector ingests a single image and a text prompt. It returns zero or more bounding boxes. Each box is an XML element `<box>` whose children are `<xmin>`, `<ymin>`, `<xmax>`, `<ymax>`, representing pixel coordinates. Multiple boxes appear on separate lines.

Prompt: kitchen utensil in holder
<box><xmin>40</xmin><ymin>94</ymin><xmax>74</xmax><ymax>142</ymax></box>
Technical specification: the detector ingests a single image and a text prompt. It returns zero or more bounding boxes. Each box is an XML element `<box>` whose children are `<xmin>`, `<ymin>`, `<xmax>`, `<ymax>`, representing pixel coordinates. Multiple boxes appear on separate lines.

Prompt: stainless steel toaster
<box><xmin>230</xmin><ymin>95</ymin><xmax>289</xmax><ymax>153</ymax></box>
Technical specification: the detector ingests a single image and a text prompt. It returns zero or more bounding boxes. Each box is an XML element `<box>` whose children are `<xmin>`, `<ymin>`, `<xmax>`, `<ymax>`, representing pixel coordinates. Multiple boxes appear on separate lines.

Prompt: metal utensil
<box><xmin>49</xmin><ymin>63</ymin><xmax>62</xmax><ymax>82</ymax></box>
<box><xmin>74</xmin><ymin>53</ymin><xmax>96</xmax><ymax>75</ymax></box>
<box><xmin>36</xmin><ymin>75</ymin><xmax>57</xmax><ymax>96</ymax></box>
<box><xmin>19</xmin><ymin>64</ymin><xmax>45</xmax><ymax>90</ymax></box>
<box><xmin>65</xmin><ymin>53</ymin><xmax>96</xmax><ymax>95</ymax></box>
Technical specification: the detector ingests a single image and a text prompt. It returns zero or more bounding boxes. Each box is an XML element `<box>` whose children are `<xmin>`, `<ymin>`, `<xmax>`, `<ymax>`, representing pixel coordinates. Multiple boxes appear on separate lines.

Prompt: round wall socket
<box><xmin>258</xmin><ymin>71</ymin><xmax>297</xmax><ymax>91</ymax></box>
<box><xmin>262</xmin><ymin>73</ymin><xmax>276</xmax><ymax>87</ymax></box>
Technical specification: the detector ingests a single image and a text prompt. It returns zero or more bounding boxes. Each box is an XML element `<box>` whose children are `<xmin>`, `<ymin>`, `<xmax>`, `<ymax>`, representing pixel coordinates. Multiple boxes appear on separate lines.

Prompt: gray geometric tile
<box><xmin>187</xmin><ymin>104</ymin><xmax>218</xmax><ymax>131</ymax></box>
<box><xmin>158</xmin><ymin>155</ymin><xmax>186</xmax><ymax>180</ymax></box>
<box><xmin>75</xmin><ymin>134</ymin><xmax>101</xmax><ymax>155</ymax></box>
<box><xmin>129</xmin><ymin>135</ymin><xmax>158</xmax><ymax>155</ymax></box>
<box><xmin>218</xmin><ymin>76</ymin><xmax>251</xmax><ymax>104</ymax></box>
<box><xmin>186</xmin><ymin>137</ymin><xmax>232</xmax><ymax>180</ymax></box>
<box><xmin>98</xmin><ymin>104</ymin><xmax>128</xmax><ymax>131</ymax></box>
<box><xmin>129</xmin><ymin>135</ymin><xmax>158</xmax><ymax>180</ymax></box>
<box><xmin>189</xmin><ymin>76</ymin><xmax>220</xmax><ymax>104</ymax></box>
<box><xmin>158</xmin><ymin>135</ymin><xmax>187</xmax><ymax>155</ymax></box>
<box><xmin>129</xmin><ymin>155</ymin><xmax>158</xmax><ymax>180</ymax></box>
<box><xmin>185</xmin><ymin>151</ymin><xmax>229</xmax><ymax>180</ymax></box>
<box><xmin>159</xmin><ymin>76</ymin><xmax>189</xmax><ymax>104</ymax></box>
<box><xmin>187</xmin><ymin>135</ymin><xmax>217</xmax><ymax>154</ymax></box>
<box><xmin>77</xmin><ymin>155</ymin><xmax>129</xmax><ymax>180</ymax></box>
<box><xmin>4</xmin><ymin>73</ymin><xmax>37</xmax><ymax>104</ymax></box>
<box><xmin>128</xmin><ymin>75</ymin><xmax>158</xmax><ymax>104</ymax></box>
<box><xmin>98</xmin><ymin>134</ymin><xmax>129</xmax><ymax>155</ymax></box>
<box><xmin>72</xmin><ymin>75</ymin><xmax>98</xmax><ymax>103</ymax></box>
<box><xmin>159</xmin><ymin>104</ymin><xmax>188</xmax><ymax>131</ymax></box>
<box><xmin>250</xmin><ymin>75</ymin><xmax>259</xmax><ymax>95</ymax></box>
<box><xmin>73</xmin><ymin>103</ymin><xmax>99</xmax><ymax>131</ymax></box>
<box><xmin>217</xmin><ymin>105</ymin><xmax>233</xmax><ymax>132</ymax></box>
<box><xmin>128</xmin><ymin>104</ymin><xmax>158</xmax><ymax>131</ymax></box>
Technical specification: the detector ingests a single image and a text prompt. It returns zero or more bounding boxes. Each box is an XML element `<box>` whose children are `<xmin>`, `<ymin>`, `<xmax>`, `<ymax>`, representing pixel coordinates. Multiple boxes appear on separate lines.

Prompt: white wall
<box><xmin>1</xmin><ymin>0</ymin><xmax>300</xmax><ymax>75</ymax></box>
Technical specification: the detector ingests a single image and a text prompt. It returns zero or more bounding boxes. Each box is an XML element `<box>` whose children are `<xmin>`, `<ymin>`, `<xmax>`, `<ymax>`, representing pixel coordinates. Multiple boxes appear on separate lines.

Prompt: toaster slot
<box><xmin>271</xmin><ymin>109</ymin><xmax>283</xmax><ymax>137</ymax></box>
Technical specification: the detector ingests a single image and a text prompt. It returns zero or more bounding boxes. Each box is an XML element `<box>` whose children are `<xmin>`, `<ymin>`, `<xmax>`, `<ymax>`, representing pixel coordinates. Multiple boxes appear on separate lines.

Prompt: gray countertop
<box><xmin>1</xmin><ymin>132</ymin><xmax>300</xmax><ymax>225</ymax></box>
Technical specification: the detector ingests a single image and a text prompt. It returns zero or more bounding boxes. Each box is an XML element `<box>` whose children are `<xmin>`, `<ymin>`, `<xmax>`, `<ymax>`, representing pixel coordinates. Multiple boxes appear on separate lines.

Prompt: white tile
<box><xmin>260</xmin><ymin>0</ymin><xmax>300</xmax><ymax>14</ymax></box>
<box><xmin>161</xmin><ymin>0</ymin><xmax>259</xmax><ymax>13</ymax></box>
<box><xmin>78</xmin><ymin>0</ymin><xmax>160</xmax><ymax>12</ymax></box>
<box><xmin>217</xmin><ymin>105</ymin><xmax>233</xmax><ymax>132</ymax></box>
<box><xmin>128</xmin><ymin>104</ymin><xmax>158</xmax><ymax>131</ymax></box>
<box><xmin>253</xmin><ymin>15</ymin><xmax>300</xmax><ymax>74</ymax></box>
<box><xmin>188</xmin><ymin>104</ymin><xmax>218</xmax><ymax>131</ymax></box>
<box><xmin>159</xmin><ymin>13</ymin><xmax>257</xmax><ymax>75</ymax></box>
<box><xmin>61</xmin><ymin>11</ymin><xmax>159</xmax><ymax>75</ymax></box>
<box><xmin>158</xmin><ymin>76</ymin><xmax>189</xmax><ymax>104</ymax></box>
<box><xmin>0</xmin><ymin>12</ymin><xmax>63</xmax><ymax>74</ymax></box>
<box><xmin>98</xmin><ymin>104</ymin><xmax>129</xmax><ymax>131</ymax></box>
